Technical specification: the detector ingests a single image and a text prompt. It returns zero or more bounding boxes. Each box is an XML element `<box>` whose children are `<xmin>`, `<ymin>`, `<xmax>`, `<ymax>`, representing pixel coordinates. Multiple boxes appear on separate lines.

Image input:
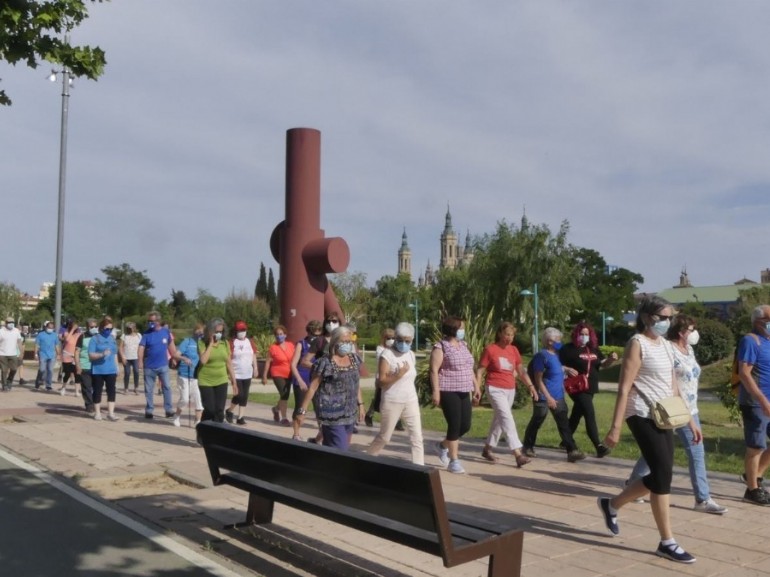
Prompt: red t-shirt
<box><xmin>479</xmin><ymin>343</ymin><xmax>522</xmax><ymax>389</ymax></box>
<box><xmin>268</xmin><ymin>342</ymin><xmax>296</xmax><ymax>379</ymax></box>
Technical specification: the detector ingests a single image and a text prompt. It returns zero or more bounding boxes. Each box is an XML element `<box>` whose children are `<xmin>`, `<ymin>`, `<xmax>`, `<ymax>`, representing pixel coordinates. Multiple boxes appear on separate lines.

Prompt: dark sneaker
<box><xmin>596</xmin><ymin>444</ymin><xmax>611</xmax><ymax>458</ymax></box>
<box><xmin>395</xmin><ymin>420</ymin><xmax>405</xmax><ymax>431</ymax></box>
<box><xmin>236</xmin><ymin>417</ymin><xmax>247</xmax><ymax>426</ymax></box>
<box><xmin>165</xmin><ymin>412</ymin><xmax>175</xmax><ymax>419</ymax></box>
<box><xmin>567</xmin><ymin>449</ymin><xmax>586</xmax><ymax>463</ymax></box>
<box><xmin>364</xmin><ymin>413</ymin><xmax>373</xmax><ymax>427</ymax></box>
<box><xmin>656</xmin><ymin>542</ymin><xmax>696</xmax><ymax>564</ymax></box>
<box><xmin>18</xmin><ymin>379</ymin><xmax>26</xmax><ymax>386</ymax></box>
<box><xmin>522</xmin><ymin>446</ymin><xmax>536</xmax><ymax>458</ymax></box>
<box><xmin>271</xmin><ymin>406</ymin><xmax>280</xmax><ymax>422</ymax></box>
<box><xmin>144</xmin><ymin>413</ymin><xmax>153</xmax><ymax>419</ymax></box>
<box><xmin>225</xmin><ymin>410</ymin><xmax>234</xmax><ymax>424</ymax></box>
<box><xmin>743</xmin><ymin>487</ymin><xmax>770</xmax><ymax>506</ymax></box>
<box><xmin>597</xmin><ymin>497</ymin><xmax>619</xmax><ymax>536</ymax></box>
<box><xmin>740</xmin><ymin>473</ymin><xmax>764</xmax><ymax>487</ymax></box>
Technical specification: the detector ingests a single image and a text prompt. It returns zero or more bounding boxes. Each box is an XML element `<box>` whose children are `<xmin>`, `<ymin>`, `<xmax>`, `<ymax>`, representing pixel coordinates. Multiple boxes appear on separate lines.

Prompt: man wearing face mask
<box><xmin>736</xmin><ymin>304</ymin><xmax>770</xmax><ymax>506</ymax></box>
<box><xmin>34</xmin><ymin>321</ymin><xmax>60</xmax><ymax>391</ymax></box>
<box><xmin>226</xmin><ymin>321</ymin><xmax>258</xmax><ymax>426</ymax></box>
<box><xmin>74</xmin><ymin>318</ymin><xmax>98</xmax><ymax>415</ymax></box>
<box><xmin>137</xmin><ymin>311</ymin><xmax>180</xmax><ymax>420</ymax></box>
<box><xmin>0</xmin><ymin>316</ymin><xmax>23</xmax><ymax>391</ymax></box>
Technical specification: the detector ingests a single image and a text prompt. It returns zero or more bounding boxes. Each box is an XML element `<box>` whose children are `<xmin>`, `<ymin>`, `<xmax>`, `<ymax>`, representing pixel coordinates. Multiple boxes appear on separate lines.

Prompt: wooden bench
<box><xmin>198</xmin><ymin>421</ymin><xmax>524</xmax><ymax>577</ymax></box>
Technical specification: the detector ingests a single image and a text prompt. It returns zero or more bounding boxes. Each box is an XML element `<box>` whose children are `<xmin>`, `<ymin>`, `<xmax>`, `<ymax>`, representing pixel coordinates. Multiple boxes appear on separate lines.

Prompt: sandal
<box><xmin>515</xmin><ymin>452</ymin><xmax>531</xmax><ymax>468</ymax></box>
<box><xmin>481</xmin><ymin>448</ymin><xmax>499</xmax><ymax>464</ymax></box>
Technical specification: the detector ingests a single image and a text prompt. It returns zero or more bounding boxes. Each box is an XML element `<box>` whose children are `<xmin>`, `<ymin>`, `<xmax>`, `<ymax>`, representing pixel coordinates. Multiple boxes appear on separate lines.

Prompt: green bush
<box><xmin>694</xmin><ymin>318</ymin><xmax>733</xmax><ymax>366</ymax></box>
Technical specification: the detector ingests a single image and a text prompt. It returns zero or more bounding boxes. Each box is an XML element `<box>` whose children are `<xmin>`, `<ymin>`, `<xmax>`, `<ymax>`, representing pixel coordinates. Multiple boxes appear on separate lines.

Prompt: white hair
<box><xmin>542</xmin><ymin>327</ymin><xmax>562</xmax><ymax>346</ymax></box>
<box><xmin>395</xmin><ymin>322</ymin><xmax>415</xmax><ymax>338</ymax></box>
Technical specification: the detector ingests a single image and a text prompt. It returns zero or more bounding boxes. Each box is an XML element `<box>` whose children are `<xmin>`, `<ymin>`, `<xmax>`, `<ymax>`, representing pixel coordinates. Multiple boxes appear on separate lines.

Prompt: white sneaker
<box><xmin>694</xmin><ymin>498</ymin><xmax>727</xmax><ymax>515</ymax></box>
<box><xmin>173</xmin><ymin>416</ymin><xmax>181</xmax><ymax>427</ymax></box>
<box><xmin>107</xmin><ymin>414</ymin><xmax>119</xmax><ymax>422</ymax></box>
<box><xmin>447</xmin><ymin>459</ymin><xmax>466</xmax><ymax>474</ymax></box>
<box><xmin>94</xmin><ymin>413</ymin><xmax>102</xmax><ymax>421</ymax></box>
<box><xmin>435</xmin><ymin>442</ymin><xmax>450</xmax><ymax>467</ymax></box>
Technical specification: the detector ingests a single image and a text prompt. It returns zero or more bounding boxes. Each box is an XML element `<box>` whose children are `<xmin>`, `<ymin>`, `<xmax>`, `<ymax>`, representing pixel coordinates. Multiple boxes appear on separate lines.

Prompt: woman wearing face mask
<box><xmin>87</xmin><ymin>316</ymin><xmax>119</xmax><ymax>421</ymax></box>
<box><xmin>119</xmin><ymin>322</ymin><xmax>141</xmax><ymax>395</ymax></box>
<box><xmin>197</xmin><ymin>318</ymin><xmax>237</xmax><ymax>423</ymax></box>
<box><xmin>625</xmin><ymin>315</ymin><xmax>727</xmax><ymax>515</ymax></box>
<box><xmin>522</xmin><ymin>327</ymin><xmax>587</xmax><ymax>463</ymax></box>
<box><xmin>597</xmin><ymin>296</ymin><xmax>701</xmax><ymax>564</ymax></box>
<box><xmin>226</xmin><ymin>321</ymin><xmax>259</xmax><ymax>426</ymax></box>
<box><xmin>290</xmin><ymin>319</ymin><xmax>323</xmax><ymax>440</ymax></box>
<box><xmin>294</xmin><ymin>325</ymin><xmax>364</xmax><ymax>450</ymax></box>
<box><xmin>366</xmin><ymin>323</ymin><xmax>423</xmax><ymax>464</ymax></box>
<box><xmin>262</xmin><ymin>325</ymin><xmax>296</xmax><ymax>426</ymax></box>
<box><xmin>172</xmin><ymin>323</ymin><xmax>204</xmax><ymax>427</ymax></box>
<box><xmin>430</xmin><ymin>316</ymin><xmax>481</xmax><ymax>474</ymax></box>
<box><xmin>478</xmin><ymin>322</ymin><xmax>537</xmax><ymax>467</ymax></box>
<box><xmin>559</xmin><ymin>322</ymin><xmax>618</xmax><ymax>458</ymax></box>
<box><xmin>364</xmin><ymin>327</ymin><xmax>395</xmax><ymax>427</ymax></box>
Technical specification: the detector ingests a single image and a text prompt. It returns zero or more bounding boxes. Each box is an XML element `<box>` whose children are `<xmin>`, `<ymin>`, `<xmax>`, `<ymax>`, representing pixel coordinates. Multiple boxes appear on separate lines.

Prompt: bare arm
<box><xmin>289</xmin><ymin>344</ymin><xmax>305</xmax><ymax>388</ymax></box>
<box><xmin>516</xmin><ymin>363</ymin><xmax>538</xmax><ymax>401</ymax></box>
<box><xmin>429</xmin><ymin>347</ymin><xmax>443</xmax><ymax>406</ymax></box>
<box><xmin>604</xmin><ymin>338</ymin><xmax>642</xmax><ymax>447</ymax></box>
<box><xmin>137</xmin><ymin>345</ymin><xmax>145</xmax><ymax>371</ymax></box>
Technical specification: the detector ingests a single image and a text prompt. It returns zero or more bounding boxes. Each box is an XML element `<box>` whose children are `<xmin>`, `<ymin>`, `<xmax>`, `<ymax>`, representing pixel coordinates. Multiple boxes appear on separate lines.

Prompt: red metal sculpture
<box><xmin>270</xmin><ymin>128</ymin><xmax>349</xmax><ymax>343</ymax></box>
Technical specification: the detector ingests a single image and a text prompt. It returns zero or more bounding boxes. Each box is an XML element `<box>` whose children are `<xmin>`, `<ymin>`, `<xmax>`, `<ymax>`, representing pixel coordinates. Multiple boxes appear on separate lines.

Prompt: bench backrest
<box><xmin>198</xmin><ymin>422</ymin><xmax>447</xmax><ymax>538</ymax></box>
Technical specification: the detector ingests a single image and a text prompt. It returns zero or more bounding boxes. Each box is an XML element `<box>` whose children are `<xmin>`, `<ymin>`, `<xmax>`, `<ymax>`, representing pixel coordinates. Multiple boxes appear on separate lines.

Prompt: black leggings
<box><xmin>439</xmin><ymin>391</ymin><xmax>472</xmax><ymax>441</ymax></box>
<box><xmin>231</xmin><ymin>378</ymin><xmax>251</xmax><ymax>407</ymax></box>
<box><xmin>272</xmin><ymin>377</ymin><xmax>291</xmax><ymax>401</ymax></box>
<box><xmin>626</xmin><ymin>415</ymin><xmax>674</xmax><ymax>494</ymax></box>
<box><xmin>92</xmin><ymin>373</ymin><xmax>116</xmax><ymax>404</ymax></box>
<box><xmin>568</xmin><ymin>391</ymin><xmax>602</xmax><ymax>448</ymax></box>
<box><xmin>200</xmin><ymin>383</ymin><xmax>228</xmax><ymax>423</ymax></box>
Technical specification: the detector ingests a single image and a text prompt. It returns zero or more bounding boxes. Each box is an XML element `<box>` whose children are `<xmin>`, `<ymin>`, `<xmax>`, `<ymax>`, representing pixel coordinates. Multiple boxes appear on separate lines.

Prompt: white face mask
<box><xmin>579</xmin><ymin>334</ymin><xmax>590</xmax><ymax>346</ymax></box>
<box><xmin>236</xmin><ymin>331</ymin><xmax>247</xmax><ymax>340</ymax></box>
<box><xmin>687</xmin><ymin>330</ymin><xmax>700</xmax><ymax>346</ymax></box>
<box><xmin>385</xmin><ymin>338</ymin><xmax>395</xmax><ymax>347</ymax></box>
<box><xmin>325</xmin><ymin>322</ymin><xmax>339</xmax><ymax>333</ymax></box>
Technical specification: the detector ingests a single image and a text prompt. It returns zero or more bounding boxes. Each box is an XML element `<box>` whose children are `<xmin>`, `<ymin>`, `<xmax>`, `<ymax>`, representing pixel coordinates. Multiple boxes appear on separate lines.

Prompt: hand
<box><xmin>103</xmin><ymin>349</ymin><xmax>111</xmax><ymax>357</ymax></box>
<box><xmin>298</xmin><ymin>382</ymin><xmax>308</xmax><ymax>391</ymax></box>
<box><xmin>530</xmin><ymin>388</ymin><xmax>539</xmax><ymax>402</ymax></box>
<box><xmin>357</xmin><ymin>404</ymin><xmax>365</xmax><ymax>422</ymax></box>
<box><xmin>431</xmin><ymin>391</ymin><xmax>441</xmax><ymax>407</ymax></box>
<box><xmin>472</xmin><ymin>389</ymin><xmax>482</xmax><ymax>406</ymax></box>
<box><xmin>603</xmin><ymin>426</ymin><xmax>621</xmax><ymax>448</ymax></box>
<box><xmin>689</xmin><ymin>423</ymin><xmax>703</xmax><ymax>444</ymax></box>
<box><xmin>564</xmin><ymin>367</ymin><xmax>578</xmax><ymax>377</ymax></box>
<box><xmin>609</xmin><ymin>352</ymin><xmax>619</xmax><ymax>362</ymax></box>
<box><xmin>261</xmin><ymin>378</ymin><xmax>267</xmax><ymax>385</ymax></box>
<box><xmin>546</xmin><ymin>396</ymin><xmax>557</xmax><ymax>410</ymax></box>
<box><xmin>231</xmin><ymin>383</ymin><xmax>239</xmax><ymax>395</ymax></box>
<box><xmin>183</xmin><ymin>357</ymin><xmax>192</xmax><ymax>366</ymax></box>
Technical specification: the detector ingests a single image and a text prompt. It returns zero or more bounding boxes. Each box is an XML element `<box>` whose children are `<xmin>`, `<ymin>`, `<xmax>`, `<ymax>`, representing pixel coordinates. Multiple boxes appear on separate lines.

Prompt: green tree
<box><xmin>331</xmin><ymin>271</ymin><xmax>371</xmax><ymax>328</ymax></box>
<box><xmin>169</xmin><ymin>289</ymin><xmax>192</xmax><ymax>323</ymax></box>
<box><xmin>192</xmin><ymin>289</ymin><xmax>225</xmax><ymax>324</ymax></box>
<box><xmin>36</xmin><ymin>280</ymin><xmax>99</xmax><ymax>322</ymax></box>
<box><xmin>255</xmin><ymin>262</ymin><xmax>268</xmax><ymax>300</ymax></box>
<box><xmin>370</xmin><ymin>274</ymin><xmax>417</xmax><ymax>329</ymax></box>
<box><xmin>0</xmin><ymin>281</ymin><xmax>21</xmax><ymax>320</ymax></box>
<box><xmin>94</xmin><ymin>263</ymin><xmax>154</xmax><ymax>323</ymax></box>
<box><xmin>266</xmin><ymin>267</ymin><xmax>277</xmax><ymax>318</ymax></box>
<box><xmin>0</xmin><ymin>0</ymin><xmax>107</xmax><ymax>106</ymax></box>
<box><xmin>223</xmin><ymin>290</ymin><xmax>272</xmax><ymax>335</ymax></box>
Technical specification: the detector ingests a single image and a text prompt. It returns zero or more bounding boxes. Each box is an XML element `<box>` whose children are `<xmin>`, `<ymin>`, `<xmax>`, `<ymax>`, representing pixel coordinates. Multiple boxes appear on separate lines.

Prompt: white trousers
<box><xmin>366</xmin><ymin>396</ymin><xmax>424</xmax><ymax>465</ymax></box>
<box><xmin>485</xmin><ymin>386</ymin><xmax>523</xmax><ymax>451</ymax></box>
<box><xmin>177</xmin><ymin>375</ymin><xmax>203</xmax><ymax>411</ymax></box>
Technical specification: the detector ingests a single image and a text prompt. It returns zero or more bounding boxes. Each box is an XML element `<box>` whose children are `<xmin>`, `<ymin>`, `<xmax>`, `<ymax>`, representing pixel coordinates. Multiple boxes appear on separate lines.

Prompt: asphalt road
<box><xmin>0</xmin><ymin>451</ymin><xmax>242</xmax><ymax>577</ymax></box>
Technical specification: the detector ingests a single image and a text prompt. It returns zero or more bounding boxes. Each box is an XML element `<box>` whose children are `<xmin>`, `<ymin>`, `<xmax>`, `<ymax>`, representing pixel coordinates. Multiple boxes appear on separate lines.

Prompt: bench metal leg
<box><xmin>244</xmin><ymin>492</ymin><xmax>275</xmax><ymax>525</ymax></box>
<box><xmin>487</xmin><ymin>531</ymin><xmax>523</xmax><ymax>577</ymax></box>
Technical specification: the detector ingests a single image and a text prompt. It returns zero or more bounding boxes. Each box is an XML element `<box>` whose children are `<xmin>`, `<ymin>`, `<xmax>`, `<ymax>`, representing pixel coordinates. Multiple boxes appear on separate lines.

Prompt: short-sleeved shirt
<box><xmin>738</xmin><ymin>332</ymin><xmax>770</xmax><ymax>407</ymax></box>
<box><xmin>268</xmin><ymin>342</ymin><xmax>296</xmax><ymax>379</ymax></box>
<box><xmin>88</xmin><ymin>334</ymin><xmax>118</xmax><ymax>375</ymax></box>
<box><xmin>139</xmin><ymin>328</ymin><xmax>173</xmax><ymax>370</ymax></box>
<box><xmin>479</xmin><ymin>343</ymin><xmax>521</xmax><ymax>390</ymax></box>
<box><xmin>559</xmin><ymin>343</ymin><xmax>605</xmax><ymax>394</ymax></box>
<box><xmin>76</xmin><ymin>334</ymin><xmax>93</xmax><ymax>371</ymax></box>
<box><xmin>531</xmin><ymin>349</ymin><xmax>565</xmax><ymax>401</ymax></box>
<box><xmin>230</xmin><ymin>337</ymin><xmax>257</xmax><ymax>379</ymax></box>
<box><xmin>197</xmin><ymin>340</ymin><xmax>230</xmax><ymax>387</ymax></box>
<box><xmin>121</xmin><ymin>333</ymin><xmax>141</xmax><ymax>360</ymax></box>
<box><xmin>672</xmin><ymin>344</ymin><xmax>700</xmax><ymax>415</ymax></box>
<box><xmin>0</xmin><ymin>327</ymin><xmax>22</xmax><ymax>356</ymax></box>
<box><xmin>311</xmin><ymin>354</ymin><xmax>361</xmax><ymax>426</ymax></box>
<box><xmin>36</xmin><ymin>331</ymin><xmax>59</xmax><ymax>360</ymax></box>
<box><xmin>435</xmin><ymin>340</ymin><xmax>475</xmax><ymax>393</ymax></box>
<box><xmin>379</xmin><ymin>348</ymin><xmax>418</xmax><ymax>403</ymax></box>
<box><xmin>177</xmin><ymin>337</ymin><xmax>200</xmax><ymax>379</ymax></box>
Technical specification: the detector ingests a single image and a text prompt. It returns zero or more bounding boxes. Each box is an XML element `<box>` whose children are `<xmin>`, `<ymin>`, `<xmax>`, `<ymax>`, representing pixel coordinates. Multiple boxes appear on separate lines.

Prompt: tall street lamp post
<box><xmin>601</xmin><ymin>312</ymin><xmax>614</xmax><ymax>346</ymax></box>
<box><xmin>520</xmin><ymin>283</ymin><xmax>539</xmax><ymax>352</ymax></box>
<box><xmin>408</xmin><ymin>300</ymin><xmax>419</xmax><ymax>352</ymax></box>
<box><xmin>50</xmin><ymin>35</ymin><xmax>72</xmax><ymax>332</ymax></box>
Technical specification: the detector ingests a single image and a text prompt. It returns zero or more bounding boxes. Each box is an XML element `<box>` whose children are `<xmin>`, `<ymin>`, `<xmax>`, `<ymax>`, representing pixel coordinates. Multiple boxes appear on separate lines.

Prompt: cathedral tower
<box><xmin>440</xmin><ymin>205</ymin><xmax>459</xmax><ymax>270</ymax></box>
<box><xmin>398</xmin><ymin>228</ymin><xmax>411</xmax><ymax>278</ymax></box>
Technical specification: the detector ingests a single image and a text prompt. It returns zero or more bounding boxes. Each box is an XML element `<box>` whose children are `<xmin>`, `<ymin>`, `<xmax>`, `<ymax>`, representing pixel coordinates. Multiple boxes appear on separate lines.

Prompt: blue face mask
<box><xmin>336</xmin><ymin>342</ymin><xmax>354</xmax><ymax>356</ymax></box>
<box><xmin>553</xmin><ymin>341</ymin><xmax>563</xmax><ymax>350</ymax></box>
<box><xmin>101</xmin><ymin>328</ymin><xmax>113</xmax><ymax>338</ymax></box>
<box><xmin>276</xmin><ymin>334</ymin><xmax>286</xmax><ymax>343</ymax></box>
<box><xmin>395</xmin><ymin>341</ymin><xmax>411</xmax><ymax>353</ymax></box>
<box><xmin>193</xmin><ymin>333</ymin><xmax>203</xmax><ymax>340</ymax></box>
<box><xmin>456</xmin><ymin>329</ymin><xmax>466</xmax><ymax>341</ymax></box>
<box><xmin>147</xmin><ymin>321</ymin><xmax>157</xmax><ymax>331</ymax></box>
<box><xmin>652</xmin><ymin>320</ymin><xmax>670</xmax><ymax>336</ymax></box>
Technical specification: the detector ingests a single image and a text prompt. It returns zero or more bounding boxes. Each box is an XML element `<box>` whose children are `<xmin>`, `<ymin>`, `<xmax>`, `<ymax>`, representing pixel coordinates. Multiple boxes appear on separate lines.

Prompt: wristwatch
<box><xmin>297</xmin><ymin>408</ymin><xmax>307</xmax><ymax>415</ymax></box>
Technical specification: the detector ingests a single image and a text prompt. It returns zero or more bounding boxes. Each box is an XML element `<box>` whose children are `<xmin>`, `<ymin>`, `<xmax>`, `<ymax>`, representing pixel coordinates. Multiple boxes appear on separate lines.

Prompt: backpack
<box><xmin>730</xmin><ymin>333</ymin><xmax>760</xmax><ymax>395</ymax></box>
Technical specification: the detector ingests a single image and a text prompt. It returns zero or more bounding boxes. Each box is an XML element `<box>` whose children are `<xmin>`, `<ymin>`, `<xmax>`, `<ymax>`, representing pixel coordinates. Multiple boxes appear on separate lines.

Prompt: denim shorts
<box><xmin>740</xmin><ymin>404</ymin><xmax>770</xmax><ymax>450</ymax></box>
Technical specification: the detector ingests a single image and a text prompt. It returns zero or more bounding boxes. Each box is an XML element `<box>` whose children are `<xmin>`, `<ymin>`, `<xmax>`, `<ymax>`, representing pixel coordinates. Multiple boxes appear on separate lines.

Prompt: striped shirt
<box><xmin>625</xmin><ymin>334</ymin><xmax>675</xmax><ymax>419</ymax></box>
<box><xmin>435</xmin><ymin>340</ymin><xmax>475</xmax><ymax>393</ymax></box>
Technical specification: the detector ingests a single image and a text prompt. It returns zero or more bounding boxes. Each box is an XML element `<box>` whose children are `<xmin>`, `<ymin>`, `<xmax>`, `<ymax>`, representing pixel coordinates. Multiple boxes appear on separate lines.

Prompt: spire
<box><xmin>465</xmin><ymin>228</ymin><xmax>472</xmax><ymax>250</ymax></box>
<box><xmin>400</xmin><ymin>227</ymin><xmax>409</xmax><ymax>250</ymax></box>
<box><xmin>521</xmin><ymin>205</ymin><xmax>529</xmax><ymax>230</ymax></box>
<box><xmin>443</xmin><ymin>204</ymin><xmax>454</xmax><ymax>234</ymax></box>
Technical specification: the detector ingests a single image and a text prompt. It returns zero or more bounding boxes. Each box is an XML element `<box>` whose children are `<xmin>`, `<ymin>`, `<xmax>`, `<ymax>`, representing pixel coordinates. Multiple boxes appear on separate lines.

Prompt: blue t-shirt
<box><xmin>139</xmin><ymin>328</ymin><xmax>172</xmax><ymax>369</ymax></box>
<box><xmin>35</xmin><ymin>331</ymin><xmax>59</xmax><ymax>360</ymax></box>
<box><xmin>88</xmin><ymin>334</ymin><xmax>118</xmax><ymax>375</ymax></box>
<box><xmin>531</xmin><ymin>349</ymin><xmax>565</xmax><ymax>402</ymax></box>
<box><xmin>177</xmin><ymin>337</ymin><xmax>200</xmax><ymax>378</ymax></box>
<box><xmin>737</xmin><ymin>332</ymin><xmax>770</xmax><ymax>407</ymax></box>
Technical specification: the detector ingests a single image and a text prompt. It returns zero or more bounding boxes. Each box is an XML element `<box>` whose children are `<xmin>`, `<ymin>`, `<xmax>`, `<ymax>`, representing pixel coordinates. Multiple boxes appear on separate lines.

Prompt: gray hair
<box><xmin>328</xmin><ymin>325</ymin><xmax>353</xmax><ymax>354</ymax></box>
<box><xmin>751</xmin><ymin>305</ymin><xmax>770</xmax><ymax>323</ymax></box>
<box><xmin>204</xmin><ymin>318</ymin><xmax>226</xmax><ymax>341</ymax></box>
<box><xmin>395</xmin><ymin>322</ymin><xmax>415</xmax><ymax>338</ymax></box>
<box><xmin>542</xmin><ymin>327</ymin><xmax>562</xmax><ymax>346</ymax></box>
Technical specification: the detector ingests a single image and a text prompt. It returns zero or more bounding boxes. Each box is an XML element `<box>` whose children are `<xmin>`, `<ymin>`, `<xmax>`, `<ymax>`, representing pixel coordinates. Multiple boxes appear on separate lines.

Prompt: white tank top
<box><xmin>231</xmin><ymin>338</ymin><xmax>255</xmax><ymax>379</ymax></box>
<box><xmin>625</xmin><ymin>334</ymin><xmax>675</xmax><ymax>419</ymax></box>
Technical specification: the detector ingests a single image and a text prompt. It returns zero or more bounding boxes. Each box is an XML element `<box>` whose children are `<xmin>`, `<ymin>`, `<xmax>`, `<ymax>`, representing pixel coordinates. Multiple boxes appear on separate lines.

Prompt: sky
<box><xmin>3</xmin><ymin>1</ymin><xmax>770</xmax><ymax>302</ymax></box>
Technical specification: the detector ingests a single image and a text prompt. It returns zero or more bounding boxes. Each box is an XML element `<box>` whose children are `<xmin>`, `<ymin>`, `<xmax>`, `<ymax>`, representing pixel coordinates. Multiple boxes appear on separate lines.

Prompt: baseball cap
<box><xmin>234</xmin><ymin>321</ymin><xmax>247</xmax><ymax>331</ymax></box>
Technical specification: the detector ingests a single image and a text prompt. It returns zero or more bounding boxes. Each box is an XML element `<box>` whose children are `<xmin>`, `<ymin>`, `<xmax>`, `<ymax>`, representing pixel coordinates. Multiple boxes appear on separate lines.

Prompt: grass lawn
<box><xmin>247</xmin><ymin>385</ymin><xmax>745</xmax><ymax>476</ymax></box>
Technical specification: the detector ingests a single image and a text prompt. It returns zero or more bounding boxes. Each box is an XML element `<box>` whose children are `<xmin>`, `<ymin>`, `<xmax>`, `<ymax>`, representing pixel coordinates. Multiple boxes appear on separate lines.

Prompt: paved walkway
<box><xmin>0</xmin><ymin>382</ymin><xmax>767</xmax><ymax>577</ymax></box>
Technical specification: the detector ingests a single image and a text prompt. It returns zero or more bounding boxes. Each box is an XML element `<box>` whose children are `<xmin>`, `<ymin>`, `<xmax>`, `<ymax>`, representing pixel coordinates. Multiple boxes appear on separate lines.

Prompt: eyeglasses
<box><xmin>654</xmin><ymin>314</ymin><xmax>674</xmax><ymax>321</ymax></box>
<box><xmin>396</xmin><ymin>339</ymin><xmax>413</xmax><ymax>344</ymax></box>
